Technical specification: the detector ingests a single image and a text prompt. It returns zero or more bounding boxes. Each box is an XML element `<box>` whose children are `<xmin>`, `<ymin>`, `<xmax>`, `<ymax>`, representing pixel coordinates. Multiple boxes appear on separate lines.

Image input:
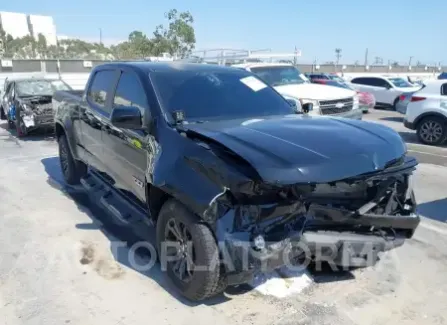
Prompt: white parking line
<box><xmin>407</xmin><ymin>150</ymin><xmax>447</xmax><ymax>158</ymax></box>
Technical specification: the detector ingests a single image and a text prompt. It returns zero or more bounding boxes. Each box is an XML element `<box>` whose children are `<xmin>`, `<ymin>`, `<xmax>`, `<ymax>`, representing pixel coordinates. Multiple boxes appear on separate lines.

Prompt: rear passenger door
<box><xmin>101</xmin><ymin>70</ymin><xmax>150</xmax><ymax>202</ymax></box>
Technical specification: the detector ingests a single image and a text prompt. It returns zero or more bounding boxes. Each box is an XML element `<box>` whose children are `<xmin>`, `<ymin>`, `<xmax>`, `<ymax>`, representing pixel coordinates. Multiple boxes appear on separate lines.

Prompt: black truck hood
<box><xmin>183</xmin><ymin>115</ymin><xmax>408</xmax><ymax>184</ymax></box>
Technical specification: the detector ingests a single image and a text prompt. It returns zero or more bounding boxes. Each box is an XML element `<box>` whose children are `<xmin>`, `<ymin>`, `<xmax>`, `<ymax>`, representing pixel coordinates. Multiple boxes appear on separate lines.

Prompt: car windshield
<box><xmin>328</xmin><ymin>75</ymin><xmax>345</xmax><ymax>83</ymax></box>
<box><xmin>249</xmin><ymin>65</ymin><xmax>308</xmax><ymax>87</ymax></box>
<box><xmin>16</xmin><ymin>79</ymin><xmax>71</xmax><ymax>96</ymax></box>
<box><xmin>325</xmin><ymin>80</ymin><xmax>353</xmax><ymax>90</ymax></box>
<box><xmin>388</xmin><ymin>78</ymin><xmax>413</xmax><ymax>88</ymax></box>
<box><xmin>151</xmin><ymin>69</ymin><xmax>295</xmax><ymax>122</ymax></box>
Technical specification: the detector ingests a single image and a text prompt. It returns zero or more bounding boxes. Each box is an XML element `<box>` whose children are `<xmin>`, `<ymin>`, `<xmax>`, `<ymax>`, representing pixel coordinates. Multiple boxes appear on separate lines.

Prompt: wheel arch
<box><xmin>414</xmin><ymin>112</ymin><xmax>447</xmax><ymax>129</ymax></box>
<box><xmin>54</xmin><ymin>121</ymin><xmax>80</xmax><ymax>160</ymax></box>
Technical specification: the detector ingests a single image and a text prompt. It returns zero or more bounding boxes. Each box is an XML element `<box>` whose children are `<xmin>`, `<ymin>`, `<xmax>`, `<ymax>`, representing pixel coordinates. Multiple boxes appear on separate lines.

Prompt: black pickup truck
<box><xmin>53</xmin><ymin>62</ymin><xmax>420</xmax><ymax>301</ymax></box>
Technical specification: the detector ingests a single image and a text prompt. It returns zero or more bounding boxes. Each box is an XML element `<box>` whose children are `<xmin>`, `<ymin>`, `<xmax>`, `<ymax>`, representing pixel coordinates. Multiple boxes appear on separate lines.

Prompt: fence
<box><xmin>0</xmin><ymin>59</ymin><xmax>444</xmax><ymax>91</ymax></box>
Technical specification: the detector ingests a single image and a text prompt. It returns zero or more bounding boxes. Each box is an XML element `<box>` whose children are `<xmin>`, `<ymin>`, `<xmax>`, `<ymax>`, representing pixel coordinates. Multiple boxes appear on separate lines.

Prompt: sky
<box><xmin>1</xmin><ymin>0</ymin><xmax>445</xmax><ymax>64</ymax></box>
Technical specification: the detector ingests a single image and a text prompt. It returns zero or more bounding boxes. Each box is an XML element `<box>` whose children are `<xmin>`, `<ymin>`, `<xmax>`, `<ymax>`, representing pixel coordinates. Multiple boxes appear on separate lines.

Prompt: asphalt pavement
<box><xmin>0</xmin><ymin>113</ymin><xmax>446</xmax><ymax>325</ymax></box>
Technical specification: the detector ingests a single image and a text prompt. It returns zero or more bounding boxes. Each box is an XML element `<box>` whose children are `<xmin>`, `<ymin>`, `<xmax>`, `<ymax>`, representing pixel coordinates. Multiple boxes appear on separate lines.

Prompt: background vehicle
<box><xmin>54</xmin><ymin>62</ymin><xmax>419</xmax><ymax>301</ymax></box>
<box><xmin>234</xmin><ymin>63</ymin><xmax>361</xmax><ymax>119</ymax></box>
<box><xmin>350</xmin><ymin>75</ymin><xmax>421</xmax><ymax>110</ymax></box>
<box><xmin>306</xmin><ymin>72</ymin><xmax>346</xmax><ymax>84</ymax></box>
<box><xmin>404</xmin><ymin>80</ymin><xmax>447</xmax><ymax>145</ymax></box>
<box><xmin>438</xmin><ymin>72</ymin><xmax>447</xmax><ymax>80</ymax></box>
<box><xmin>311</xmin><ymin>79</ymin><xmax>375</xmax><ymax>113</ymax></box>
<box><xmin>0</xmin><ymin>78</ymin><xmax>72</xmax><ymax>137</ymax></box>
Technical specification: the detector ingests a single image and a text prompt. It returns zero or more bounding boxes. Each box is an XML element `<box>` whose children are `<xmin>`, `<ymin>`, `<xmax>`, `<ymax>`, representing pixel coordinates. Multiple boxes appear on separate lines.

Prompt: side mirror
<box><xmin>111</xmin><ymin>106</ymin><xmax>143</xmax><ymax>129</ymax></box>
<box><xmin>302</xmin><ymin>103</ymin><xmax>313</xmax><ymax>113</ymax></box>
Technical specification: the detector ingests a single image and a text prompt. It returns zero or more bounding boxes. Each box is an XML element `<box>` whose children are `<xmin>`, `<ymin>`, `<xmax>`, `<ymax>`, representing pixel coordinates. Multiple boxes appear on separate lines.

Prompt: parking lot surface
<box><xmin>1</xmin><ymin>110</ymin><xmax>446</xmax><ymax>325</ymax></box>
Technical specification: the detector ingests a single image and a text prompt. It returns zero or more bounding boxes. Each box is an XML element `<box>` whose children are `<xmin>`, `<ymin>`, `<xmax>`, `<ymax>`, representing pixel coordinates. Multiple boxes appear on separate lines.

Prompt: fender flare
<box><xmin>54</xmin><ymin>120</ymin><xmax>80</xmax><ymax>161</ymax></box>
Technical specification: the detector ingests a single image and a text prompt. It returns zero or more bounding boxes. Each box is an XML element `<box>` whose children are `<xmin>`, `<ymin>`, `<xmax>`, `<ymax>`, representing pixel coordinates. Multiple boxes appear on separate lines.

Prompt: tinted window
<box><xmin>88</xmin><ymin>70</ymin><xmax>117</xmax><ymax>110</ymax></box>
<box><xmin>351</xmin><ymin>77</ymin><xmax>368</xmax><ymax>85</ymax></box>
<box><xmin>441</xmin><ymin>83</ymin><xmax>447</xmax><ymax>96</ymax></box>
<box><xmin>388</xmin><ymin>78</ymin><xmax>413</xmax><ymax>88</ymax></box>
<box><xmin>250</xmin><ymin>66</ymin><xmax>307</xmax><ymax>86</ymax></box>
<box><xmin>113</xmin><ymin>72</ymin><xmax>148</xmax><ymax>113</ymax></box>
<box><xmin>151</xmin><ymin>69</ymin><xmax>295</xmax><ymax>122</ymax></box>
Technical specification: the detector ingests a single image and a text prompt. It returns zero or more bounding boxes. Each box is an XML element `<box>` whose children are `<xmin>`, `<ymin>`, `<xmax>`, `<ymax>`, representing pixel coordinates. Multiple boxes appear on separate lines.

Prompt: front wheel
<box><xmin>58</xmin><ymin>134</ymin><xmax>87</xmax><ymax>184</ymax></box>
<box><xmin>0</xmin><ymin>106</ymin><xmax>6</xmax><ymax>120</ymax></box>
<box><xmin>416</xmin><ymin>116</ymin><xmax>446</xmax><ymax>146</ymax></box>
<box><xmin>156</xmin><ymin>199</ymin><xmax>222</xmax><ymax>301</ymax></box>
<box><xmin>15</xmin><ymin>118</ymin><xmax>27</xmax><ymax>138</ymax></box>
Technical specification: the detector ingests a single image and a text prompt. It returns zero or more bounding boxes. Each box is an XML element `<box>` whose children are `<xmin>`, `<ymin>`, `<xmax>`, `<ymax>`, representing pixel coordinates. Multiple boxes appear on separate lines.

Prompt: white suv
<box><xmin>232</xmin><ymin>63</ymin><xmax>361</xmax><ymax>119</ymax></box>
<box><xmin>350</xmin><ymin>76</ymin><xmax>421</xmax><ymax>109</ymax></box>
<box><xmin>404</xmin><ymin>80</ymin><xmax>447</xmax><ymax>145</ymax></box>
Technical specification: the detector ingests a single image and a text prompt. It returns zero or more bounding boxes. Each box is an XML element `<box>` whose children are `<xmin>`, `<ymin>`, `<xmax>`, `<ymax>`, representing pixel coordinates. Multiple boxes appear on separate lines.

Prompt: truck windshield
<box><xmin>16</xmin><ymin>79</ymin><xmax>71</xmax><ymax>97</ymax></box>
<box><xmin>249</xmin><ymin>65</ymin><xmax>307</xmax><ymax>87</ymax></box>
<box><xmin>151</xmin><ymin>70</ymin><xmax>295</xmax><ymax>122</ymax></box>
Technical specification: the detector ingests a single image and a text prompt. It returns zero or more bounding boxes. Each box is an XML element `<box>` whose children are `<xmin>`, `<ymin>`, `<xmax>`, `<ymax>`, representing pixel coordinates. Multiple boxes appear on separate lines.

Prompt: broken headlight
<box><xmin>21</xmin><ymin>104</ymin><xmax>34</xmax><ymax>116</ymax></box>
<box><xmin>405</xmin><ymin>174</ymin><xmax>414</xmax><ymax>200</ymax></box>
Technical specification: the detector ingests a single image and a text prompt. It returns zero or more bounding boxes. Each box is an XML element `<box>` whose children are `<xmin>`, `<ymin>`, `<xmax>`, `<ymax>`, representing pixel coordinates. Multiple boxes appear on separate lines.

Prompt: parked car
<box><xmin>437</xmin><ymin>72</ymin><xmax>447</xmax><ymax>80</ymax></box>
<box><xmin>233</xmin><ymin>63</ymin><xmax>361</xmax><ymax>119</ymax></box>
<box><xmin>0</xmin><ymin>77</ymin><xmax>73</xmax><ymax>137</ymax></box>
<box><xmin>310</xmin><ymin>79</ymin><xmax>375</xmax><ymax>113</ymax></box>
<box><xmin>306</xmin><ymin>72</ymin><xmax>346</xmax><ymax>84</ymax></box>
<box><xmin>403</xmin><ymin>80</ymin><xmax>447</xmax><ymax>145</ymax></box>
<box><xmin>53</xmin><ymin>62</ymin><xmax>419</xmax><ymax>301</ymax></box>
<box><xmin>350</xmin><ymin>76</ymin><xmax>421</xmax><ymax>110</ymax></box>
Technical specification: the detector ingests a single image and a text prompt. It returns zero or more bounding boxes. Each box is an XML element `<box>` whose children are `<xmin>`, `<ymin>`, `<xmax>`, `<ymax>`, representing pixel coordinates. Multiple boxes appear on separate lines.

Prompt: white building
<box><xmin>0</xmin><ymin>11</ymin><xmax>57</xmax><ymax>46</ymax></box>
<box><xmin>28</xmin><ymin>14</ymin><xmax>57</xmax><ymax>46</ymax></box>
<box><xmin>0</xmin><ymin>11</ymin><xmax>30</xmax><ymax>39</ymax></box>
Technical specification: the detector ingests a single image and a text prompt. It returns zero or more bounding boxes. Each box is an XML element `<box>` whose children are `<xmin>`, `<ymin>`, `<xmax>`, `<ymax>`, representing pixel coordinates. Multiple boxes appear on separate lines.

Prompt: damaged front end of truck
<box><xmin>169</xmin><ymin>120</ymin><xmax>420</xmax><ymax>285</ymax></box>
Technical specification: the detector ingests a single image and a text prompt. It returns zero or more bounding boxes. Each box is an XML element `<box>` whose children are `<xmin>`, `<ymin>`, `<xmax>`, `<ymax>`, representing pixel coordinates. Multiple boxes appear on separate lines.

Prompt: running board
<box><xmin>79</xmin><ymin>171</ymin><xmax>155</xmax><ymax>240</ymax></box>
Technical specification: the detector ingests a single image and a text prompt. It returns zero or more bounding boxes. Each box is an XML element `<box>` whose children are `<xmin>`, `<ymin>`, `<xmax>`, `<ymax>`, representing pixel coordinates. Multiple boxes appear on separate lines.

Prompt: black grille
<box><xmin>319</xmin><ymin>97</ymin><xmax>354</xmax><ymax>115</ymax></box>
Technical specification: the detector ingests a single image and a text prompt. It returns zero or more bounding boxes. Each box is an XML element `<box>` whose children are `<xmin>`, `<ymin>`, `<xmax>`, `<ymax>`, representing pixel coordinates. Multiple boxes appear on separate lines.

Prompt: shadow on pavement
<box><xmin>40</xmin><ymin>156</ymin><xmax>230</xmax><ymax>306</ymax></box>
<box><xmin>418</xmin><ymin>198</ymin><xmax>447</xmax><ymax>223</ymax></box>
<box><xmin>381</xmin><ymin>116</ymin><xmax>404</xmax><ymax>123</ymax></box>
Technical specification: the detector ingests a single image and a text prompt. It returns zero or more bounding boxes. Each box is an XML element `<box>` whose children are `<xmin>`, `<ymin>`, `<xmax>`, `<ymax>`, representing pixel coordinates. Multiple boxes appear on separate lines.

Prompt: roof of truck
<box><xmin>99</xmin><ymin>61</ymin><xmax>244</xmax><ymax>74</ymax></box>
<box><xmin>232</xmin><ymin>62</ymin><xmax>294</xmax><ymax>69</ymax></box>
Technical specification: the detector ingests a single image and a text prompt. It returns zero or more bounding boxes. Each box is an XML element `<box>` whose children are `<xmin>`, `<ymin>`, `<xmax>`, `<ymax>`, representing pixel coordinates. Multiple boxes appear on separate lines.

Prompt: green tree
<box><xmin>153</xmin><ymin>9</ymin><xmax>196</xmax><ymax>58</ymax></box>
<box><xmin>36</xmin><ymin>33</ymin><xmax>48</xmax><ymax>58</ymax></box>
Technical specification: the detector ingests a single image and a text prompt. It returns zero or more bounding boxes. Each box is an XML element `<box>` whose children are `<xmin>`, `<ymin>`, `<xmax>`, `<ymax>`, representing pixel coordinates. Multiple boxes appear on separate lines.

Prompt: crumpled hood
<box><xmin>275</xmin><ymin>83</ymin><xmax>356</xmax><ymax>101</ymax></box>
<box><xmin>183</xmin><ymin>115</ymin><xmax>407</xmax><ymax>184</ymax></box>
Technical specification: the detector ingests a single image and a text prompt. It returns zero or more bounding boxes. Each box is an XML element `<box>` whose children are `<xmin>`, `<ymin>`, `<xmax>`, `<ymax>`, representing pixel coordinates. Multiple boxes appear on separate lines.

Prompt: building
<box><xmin>0</xmin><ymin>11</ymin><xmax>30</xmax><ymax>39</ymax></box>
<box><xmin>0</xmin><ymin>11</ymin><xmax>57</xmax><ymax>46</ymax></box>
<box><xmin>28</xmin><ymin>14</ymin><xmax>57</xmax><ymax>46</ymax></box>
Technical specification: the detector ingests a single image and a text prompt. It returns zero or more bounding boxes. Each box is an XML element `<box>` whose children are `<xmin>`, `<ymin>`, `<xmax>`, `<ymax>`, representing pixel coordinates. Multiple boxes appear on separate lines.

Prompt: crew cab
<box><xmin>0</xmin><ymin>77</ymin><xmax>72</xmax><ymax>137</ymax></box>
<box><xmin>53</xmin><ymin>62</ymin><xmax>419</xmax><ymax>301</ymax></box>
<box><xmin>350</xmin><ymin>75</ymin><xmax>421</xmax><ymax>110</ymax></box>
<box><xmin>232</xmin><ymin>63</ymin><xmax>362</xmax><ymax>119</ymax></box>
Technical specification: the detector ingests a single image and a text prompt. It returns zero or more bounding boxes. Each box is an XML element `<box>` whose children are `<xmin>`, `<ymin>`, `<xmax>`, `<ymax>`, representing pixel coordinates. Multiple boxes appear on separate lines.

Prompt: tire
<box><xmin>156</xmin><ymin>199</ymin><xmax>221</xmax><ymax>301</ymax></box>
<box><xmin>58</xmin><ymin>134</ymin><xmax>87</xmax><ymax>185</ymax></box>
<box><xmin>416</xmin><ymin>116</ymin><xmax>447</xmax><ymax>146</ymax></box>
<box><xmin>392</xmin><ymin>98</ymin><xmax>399</xmax><ymax>111</ymax></box>
<box><xmin>15</xmin><ymin>118</ymin><xmax>27</xmax><ymax>138</ymax></box>
<box><xmin>0</xmin><ymin>106</ymin><xmax>6</xmax><ymax>120</ymax></box>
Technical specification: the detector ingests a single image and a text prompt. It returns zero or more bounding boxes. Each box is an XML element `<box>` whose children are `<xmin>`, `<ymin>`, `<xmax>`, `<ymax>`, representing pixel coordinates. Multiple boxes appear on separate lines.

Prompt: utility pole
<box><xmin>408</xmin><ymin>56</ymin><xmax>413</xmax><ymax>67</ymax></box>
<box><xmin>335</xmin><ymin>48</ymin><xmax>342</xmax><ymax>69</ymax></box>
<box><xmin>99</xmin><ymin>28</ymin><xmax>103</xmax><ymax>45</ymax></box>
<box><xmin>364</xmin><ymin>48</ymin><xmax>368</xmax><ymax>66</ymax></box>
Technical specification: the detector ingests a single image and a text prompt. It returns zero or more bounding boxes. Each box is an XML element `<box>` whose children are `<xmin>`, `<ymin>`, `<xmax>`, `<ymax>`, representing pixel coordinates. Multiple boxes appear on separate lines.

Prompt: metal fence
<box><xmin>0</xmin><ymin>59</ymin><xmax>445</xmax><ymax>74</ymax></box>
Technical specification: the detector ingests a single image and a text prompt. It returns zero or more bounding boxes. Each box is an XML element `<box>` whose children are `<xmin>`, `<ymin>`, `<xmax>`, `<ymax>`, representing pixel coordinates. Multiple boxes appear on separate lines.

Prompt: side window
<box><xmin>375</xmin><ymin>78</ymin><xmax>391</xmax><ymax>88</ymax></box>
<box><xmin>351</xmin><ymin>77</ymin><xmax>367</xmax><ymax>85</ymax></box>
<box><xmin>113</xmin><ymin>71</ymin><xmax>148</xmax><ymax>114</ymax></box>
<box><xmin>87</xmin><ymin>70</ymin><xmax>117</xmax><ymax>112</ymax></box>
<box><xmin>441</xmin><ymin>83</ymin><xmax>447</xmax><ymax>96</ymax></box>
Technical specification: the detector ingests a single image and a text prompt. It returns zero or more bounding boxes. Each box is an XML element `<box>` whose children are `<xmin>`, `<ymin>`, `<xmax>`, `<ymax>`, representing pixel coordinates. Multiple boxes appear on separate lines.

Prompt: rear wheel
<box><xmin>58</xmin><ymin>134</ymin><xmax>87</xmax><ymax>184</ymax></box>
<box><xmin>156</xmin><ymin>199</ymin><xmax>221</xmax><ymax>301</ymax></box>
<box><xmin>416</xmin><ymin>116</ymin><xmax>447</xmax><ymax>146</ymax></box>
